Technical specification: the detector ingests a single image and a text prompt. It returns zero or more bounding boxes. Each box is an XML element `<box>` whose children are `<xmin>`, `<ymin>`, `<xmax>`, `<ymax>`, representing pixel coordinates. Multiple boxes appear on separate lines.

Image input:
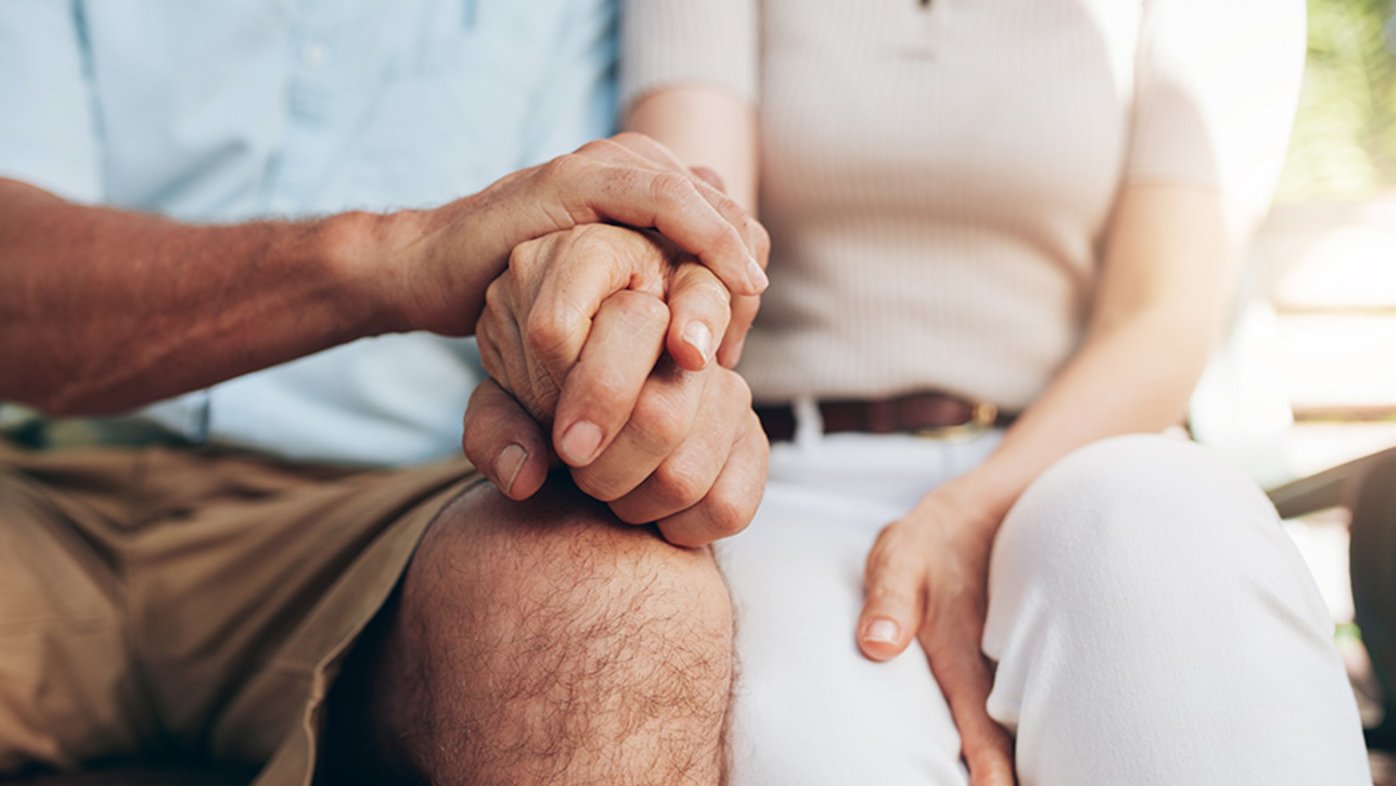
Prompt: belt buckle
<box><xmin>913</xmin><ymin>400</ymin><xmax>998</xmax><ymax>440</ymax></box>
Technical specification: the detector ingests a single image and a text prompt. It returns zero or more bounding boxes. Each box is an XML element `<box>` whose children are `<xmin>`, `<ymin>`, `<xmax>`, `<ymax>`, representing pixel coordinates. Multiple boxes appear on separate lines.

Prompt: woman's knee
<box><xmin>988</xmin><ymin>434</ymin><xmax>1304</xmax><ymax>621</ymax></box>
<box><xmin>982</xmin><ymin>438</ymin><xmax>1365</xmax><ymax>786</ymax></box>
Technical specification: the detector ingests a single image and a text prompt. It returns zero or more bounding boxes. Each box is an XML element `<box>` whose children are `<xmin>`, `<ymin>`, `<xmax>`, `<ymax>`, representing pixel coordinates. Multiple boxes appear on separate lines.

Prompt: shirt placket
<box><xmin>262</xmin><ymin>1</ymin><xmax>342</xmax><ymax>216</ymax></box>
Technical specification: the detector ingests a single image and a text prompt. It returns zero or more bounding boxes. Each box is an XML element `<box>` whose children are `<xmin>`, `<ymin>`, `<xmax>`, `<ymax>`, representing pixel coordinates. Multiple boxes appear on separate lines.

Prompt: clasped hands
<box><xmin>461</xmin><ymin>135</ymin><xmax>770</xmax><ymax>548</ymax></box>
<box><xmin>464</xmin><ymin>221</ymin><xmax>769</xmax><ymax>547</ymax></box>
<box><xmin>459</xmin><ymin>133</ymin><xmax>1016</xmax><ymax>784</ymax></box>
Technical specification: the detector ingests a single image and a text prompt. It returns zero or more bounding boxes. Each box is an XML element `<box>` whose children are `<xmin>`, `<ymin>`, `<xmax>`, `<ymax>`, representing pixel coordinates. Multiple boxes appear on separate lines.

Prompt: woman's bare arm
<box><xmin>854</xmin><ymin>183</ymin><xmax>1253</xmax><ymax>786</ymax></box>
<box><xmin>628</xmin><ymin>86</ymin><xmax>760</xmax><ymax>212</ymax></box>
<box><xmin>934</xmin><ymin>182</ymin><xmax>1249</xmax><ymax>522</ymax></box>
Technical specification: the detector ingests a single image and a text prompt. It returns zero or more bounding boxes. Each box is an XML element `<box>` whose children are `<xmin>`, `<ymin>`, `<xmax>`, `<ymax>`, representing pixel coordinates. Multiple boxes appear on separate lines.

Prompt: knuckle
<box><xmin>481</xmin><ymin>278</ymin><xmax>508</xmax><ymax>316</ymax></box>
<box><xmin>523</xmin><ymin>309</ymin><xmax>567</xmax><ymax>358</ymax></box>
<box><xmin>610</xmin><ymin>503</ymin><xmax>654</xmax><ymax>527</ymax></box>
<box><xmin>680</xmin><ymin>270</ymin><xmax>734</xmax><ymax>310</ymax></box>
<box><xmin>475</xmin><ymin>332</ymin><xmax>503</xmax><ymax>379</ymax></box>
<box><xmin>716</xmin><ymin>368</ymin><xmax>754</xmax><ymax>411</ymax></box>
<box><xmin>871</xmin><ymin>557</ymin><xmax>920</xmax><ymax>593</ymax></box>
<box><xmin>571</xmin><ymin>467</ymin><xmax>624</xmax><ymax>504</ymax></box>
<box><xmin>630</xmin><ymin>390</ymin><xmax>689</xmax><ymax>451</ymax></box>
<box><xmin>625</xmin><ymin>292</ymin><xmax>671</xmax><ymax>327</ymax></box>
<box><xmin>571</xmin><ymin>224</ymin><xmax>651</xmax><ymax>268</ymax></box>
<box><xmin>539</xmin><ymin>153</ymin><xmax>576</xmax><ymax>182</ymax></box>
<box><xmin>652</xmin><ymin>457</ymin><xmax>711</xmax><ymax>510</ymax></box>
<box><xmin>577</xmin><ymin>366</ymin><xmax>634</xmax><ymax>410</ymax></box>
<box><xmin>609</xmin><ymin>131</ymin><xmax>650</xmax><ymax>149</ymax></box>
<box><xmin>577</xmin><ymin>138</ymin><xmax>611</xmax><ymax>156</ymax></box>
<box><xmin>505</xmin><ymin>243</ymin><xmax>527</xmax><ymax>273</ymax></box>
<box><xmin>711</xmin><ymin>190</ymin><xmax>747</xmax><ymax>225</ymax></box>
<box><xmin>650</xmin><ymin>172</ymin><xmax>695</xmax><ymax>209</ymax></box>
<box><xmin>704</xmin><ymin>490</ymin><xmax>751</xmax><ymax>538</ymax></box>
<box><xmin>477</xmin><ymin>357</ymin><xmax>504</xmax><ymax>385</ymax></box>
<box><xmin>474</xmin><ymin>309</ymin><xmax>494</xmax><ymax>342</ymax></box>
<box><xmin>704</xmin><ymin>283</ymin><xmax>736</xmax><ymax>318</ymax></box>
<box><xmin>709</xmin><ymin>221</ymin><xmax>745</xmax><ymax>255</ymax></box>
<box><xmin>565</xmin><ymin>221</ymin><xmax>611</xmax><ymax>249</ymax></box>
<box><xmin>506</xmin><ymin>237</ymin><xmax>544</xmax><ymax>276</ymax></box>
<box><xmin>477</xmin><ymin>357</ymin><xmax>510</xmax><ymax>396</ymax></box>
<box><xmin>635</xmin><ymin>413</ymin><xmax>687</xmax><ymax>455</ymax></box>
<box><xmin>864</xmin><ymin>583</ymin><xmax>916</xmax><ymax>615</ymax></box>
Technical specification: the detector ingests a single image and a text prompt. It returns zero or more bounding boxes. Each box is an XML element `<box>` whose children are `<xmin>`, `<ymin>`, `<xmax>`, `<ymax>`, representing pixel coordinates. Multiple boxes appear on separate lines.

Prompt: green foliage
<box><xmin>1279</xmin><ymin>0</ymin><xmax>1396</xmax><ymax>201</ymax></box>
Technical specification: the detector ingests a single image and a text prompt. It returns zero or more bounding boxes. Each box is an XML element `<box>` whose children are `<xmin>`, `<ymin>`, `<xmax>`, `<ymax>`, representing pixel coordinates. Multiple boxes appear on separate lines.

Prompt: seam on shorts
<box><xmin>299</xmin><ymin>475</ymin><xmax>487</xmax><ymax>784</ymax></box>
<box><xmin>252</xmin><ymin>472</ymin><xmax>487</xmax><ymax>786</ymax></box>
<box><xmin>272</xmin><ymin>472</ymin><xmax>490</xmax><ymax>676</ymax></box>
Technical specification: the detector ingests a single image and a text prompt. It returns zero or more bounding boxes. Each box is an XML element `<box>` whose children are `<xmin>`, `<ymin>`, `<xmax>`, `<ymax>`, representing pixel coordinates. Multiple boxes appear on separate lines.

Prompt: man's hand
<box><xmin>857</xmin><ymin>490</ymin><xmax>1018</xmax><ymax>786</ymax></box>
<box><xmin>463</xmin><ymin>224</ymin><xmax>768</xmax><ymax>547</ymax></box>
<box><xmin>464</xmin><ymin>362</ymin><xmax>766</xmax><ymax>548</ymax></box>
<box><xmin>383</xmin><ymin>133</ymin><xmax>770</xmax><ymax>343</ymax></box>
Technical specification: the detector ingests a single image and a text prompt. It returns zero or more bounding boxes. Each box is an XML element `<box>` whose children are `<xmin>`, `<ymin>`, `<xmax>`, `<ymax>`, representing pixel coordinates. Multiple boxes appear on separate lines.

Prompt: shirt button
<box><xmin>301</xmin><ymin>42</ymin><xmax>328</xmax><ymax>69</ymax></box>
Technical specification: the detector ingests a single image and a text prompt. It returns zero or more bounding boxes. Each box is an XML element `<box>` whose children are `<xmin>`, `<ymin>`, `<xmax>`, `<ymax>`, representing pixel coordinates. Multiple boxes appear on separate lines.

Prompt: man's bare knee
<box><xmin>379</xmin><ymin>478</ymin><xmax>735</xmax><ymax>785</ymax></box>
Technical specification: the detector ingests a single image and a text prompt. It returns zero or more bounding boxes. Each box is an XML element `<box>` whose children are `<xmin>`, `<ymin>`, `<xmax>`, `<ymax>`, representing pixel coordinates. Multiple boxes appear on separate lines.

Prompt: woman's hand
<box><xmin>473</xmin><ymin>224</ymin><xmax>744</xmax><ymax>421</ymax></box>
<box><xmin>857</xmin><ymin>487</ymin><xmax>1017</xmax><ymax>786</ymax></box>
<box><xmin>465</xmin><ymin>223</ymin><xmax>769</xmax><ymax>547</ymax></box>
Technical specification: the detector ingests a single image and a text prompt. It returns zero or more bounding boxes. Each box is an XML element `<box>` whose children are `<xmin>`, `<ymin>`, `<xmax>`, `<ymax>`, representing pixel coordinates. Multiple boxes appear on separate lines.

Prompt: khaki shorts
<box><xmin>0</xmin><ymin>437</ymin><xmax>484</xmax><ymax>785</ymax></box>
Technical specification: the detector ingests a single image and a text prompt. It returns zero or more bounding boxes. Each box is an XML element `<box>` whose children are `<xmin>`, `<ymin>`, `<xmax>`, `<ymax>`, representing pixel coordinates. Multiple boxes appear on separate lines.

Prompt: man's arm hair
<box><xmin>0</xmin><ymin>135</ymin><xmax>767</xmax><ymax>418</ymax></box>
<box><xmin>0</xmin><ymin>177</ymin><xmax>419</xmax><ymax>415</ymax></box>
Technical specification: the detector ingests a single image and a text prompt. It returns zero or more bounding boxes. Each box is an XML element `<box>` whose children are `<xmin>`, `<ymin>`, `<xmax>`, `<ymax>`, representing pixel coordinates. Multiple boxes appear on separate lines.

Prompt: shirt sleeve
<box><xmin>1126</xmin><ymin>0</ymin><xmax>1305</xmax><ymax>222</ymax></box>
<box><xmin>619</xmin><ymin>0</ymin><xmax>759</xmax><ymax>111</ymax></box>
<box><xmin>0</xmin><ymin>0</ymin><xmax>103</xmax><ymax>203</ymax></box>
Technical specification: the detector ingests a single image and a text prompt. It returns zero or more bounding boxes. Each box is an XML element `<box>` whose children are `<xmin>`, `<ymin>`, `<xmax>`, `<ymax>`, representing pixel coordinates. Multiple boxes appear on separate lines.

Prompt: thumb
<box><xmin>462</xmin><ymin>379</ymin><xmax>552</xmax><ymax>500</ymax></box>
<box><xmin>665</xmin><ymin>262</ymin><xmax>732</xmax><ymax>372</ymax></box>
<box><xmin>858</xmin><ymin>524</ymin><xmax>927</xmax><ymax>661</ymax></box>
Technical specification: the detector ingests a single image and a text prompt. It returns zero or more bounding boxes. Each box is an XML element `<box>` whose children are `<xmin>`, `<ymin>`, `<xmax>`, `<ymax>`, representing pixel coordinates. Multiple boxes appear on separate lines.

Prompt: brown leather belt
<box><xmin>755</xmin><ymin>392</ymin><xmax>1014</xmax><ymax>442</ymax></box>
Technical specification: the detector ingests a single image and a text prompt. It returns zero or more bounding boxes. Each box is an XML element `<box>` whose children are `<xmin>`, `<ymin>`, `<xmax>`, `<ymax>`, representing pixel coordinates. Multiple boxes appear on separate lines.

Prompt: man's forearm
<box><xmin>0</xmin><ymin>178</ymin><xmax>413</xmax><ymax>415</ymax></box>
<box><xmin>0</xmin><ymin>135</ymin><xmax>769</xmax><ymax>418</ymax></box>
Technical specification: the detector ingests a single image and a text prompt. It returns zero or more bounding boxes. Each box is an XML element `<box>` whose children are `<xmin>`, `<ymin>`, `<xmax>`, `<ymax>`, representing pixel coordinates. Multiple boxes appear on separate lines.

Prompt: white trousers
<box><xmin>716</xmin><ymin>431</ymin><xmax>1371</xmax><ymax>785</ymax></box>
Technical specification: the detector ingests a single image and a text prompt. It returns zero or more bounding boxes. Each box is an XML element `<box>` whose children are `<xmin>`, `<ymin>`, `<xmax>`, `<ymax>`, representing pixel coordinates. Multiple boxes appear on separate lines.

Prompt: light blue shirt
<box><xmin>0</xmin><ymin>0</ymin><xmax>617</xmax><ymax>465</ymax></box>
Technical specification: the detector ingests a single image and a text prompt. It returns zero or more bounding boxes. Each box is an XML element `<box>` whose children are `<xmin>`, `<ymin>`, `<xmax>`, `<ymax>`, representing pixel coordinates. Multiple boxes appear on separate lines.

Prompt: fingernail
<box><xmin>747</xmin><ymin>255</ymin><xmax>769</xmax><ymax>291</ymax></box>
<box><xmin>495</xmin><ymin>443</ymin><xmax>527</xmax><ymax>495</ymax></box>
<box><xmin>865</xmin><ymin>618</ymin><xmax>900</xmax><ymax>645</ymax></box>
<box><xmin>559</xmin><ymin>420</ymin><xmax>604</xmax><ymax>465</ymax></box>
<box><xmin>682</xmin><ymin>321</ymin><xmax>714</xmax><ymax>364</ymax></box>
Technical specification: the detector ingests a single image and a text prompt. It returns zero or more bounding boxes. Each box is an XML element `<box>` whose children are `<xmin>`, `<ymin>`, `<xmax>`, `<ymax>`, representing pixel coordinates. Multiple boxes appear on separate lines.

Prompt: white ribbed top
<box><xmin>622</xmin><ymin>0</ymin><xmax>1303</xmax><ymax>408</ymax></box>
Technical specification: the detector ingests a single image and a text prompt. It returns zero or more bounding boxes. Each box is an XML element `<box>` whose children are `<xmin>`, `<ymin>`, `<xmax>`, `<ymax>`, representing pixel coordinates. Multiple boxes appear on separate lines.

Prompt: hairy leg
<box><xmin>324</xmin><ymin>478</ymin><xmax>736</xmax><ymax>786</ymax></box>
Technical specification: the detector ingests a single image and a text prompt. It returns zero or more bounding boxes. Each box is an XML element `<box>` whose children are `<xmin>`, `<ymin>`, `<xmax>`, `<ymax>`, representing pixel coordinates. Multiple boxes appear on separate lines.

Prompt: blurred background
<box><xmin>1197</xmin><ymin>0</ymin><xmax>1396</xmax><ymax>481</ymax></box>
<box><xmin>1196</xmin><ymin>1</ymin><xmax>1396</xmax><ymax>779</ymax></box>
